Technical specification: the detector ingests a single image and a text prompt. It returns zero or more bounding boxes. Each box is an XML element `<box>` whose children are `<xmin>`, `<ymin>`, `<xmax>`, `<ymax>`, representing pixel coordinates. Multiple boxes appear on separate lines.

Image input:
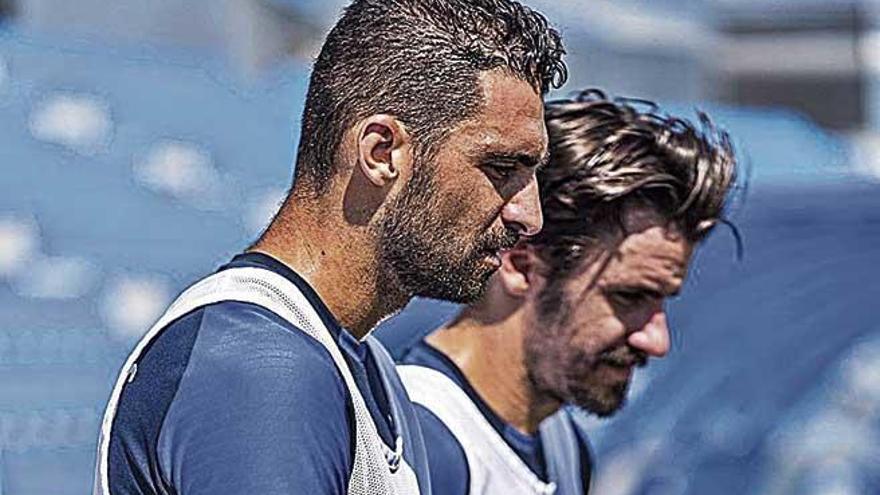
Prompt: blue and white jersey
<box><xmin>398</xmin><ymin>341</ymin><xmax>592</xmax><ymax>495</ymax></box>
<box><xmin>96</xmin><ymin>253</ymin><xmax>430</xmax><ymax>495</ymax></box>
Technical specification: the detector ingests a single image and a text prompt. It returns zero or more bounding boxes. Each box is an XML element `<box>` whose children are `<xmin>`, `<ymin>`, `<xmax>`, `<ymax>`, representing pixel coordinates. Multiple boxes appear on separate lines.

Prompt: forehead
<box><xmin>455</xmin><ymin>70</ymin><xmax>547</xmax><ymax>158</ymax></box>
<box><xmin>597</xmin><ymin>209</ymin><xmax>694</xmax><ymax>289</ymax></box>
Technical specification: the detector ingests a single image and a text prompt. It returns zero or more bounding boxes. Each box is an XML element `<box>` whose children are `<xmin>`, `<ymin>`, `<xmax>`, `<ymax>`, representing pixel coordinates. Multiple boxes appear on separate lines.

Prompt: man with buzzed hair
<box><xmin>95</xmin><ymin>1</ymin><xmax>566</xmax><ymax>494</ymax></box>
<box><xmin>398</xmin><ymin>90</ymin><xmax>738</xmax><ymax>495</ymax></box>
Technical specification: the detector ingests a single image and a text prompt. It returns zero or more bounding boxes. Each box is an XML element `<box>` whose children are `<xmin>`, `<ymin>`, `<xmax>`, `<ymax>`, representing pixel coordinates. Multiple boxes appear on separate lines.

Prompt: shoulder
<box><xmin>120</xmin><ymin>301</ymin><xmax>353</xmax><ymax>494</ymax></box>
<box><xmin>185</xmin><ymin>300</ymin><xmax>344</xmax><ymax>385</ymax></box>
<box><xmin>398</xmin><ymin>338</ymin><xmax>443</xmax><ymax>367</ymax></box>
<box><xmin>161</xmin><ymin>299</ymin><xmax>351</xmax><ymax>429</ymax></box>
<box><xmin>129</xmin><ymin>300</ymin><xmax>350</xmax><ymax>411</ymax></box>
<box><xmin>163</xmin><ymin>301</ymin><xmax>353</xmax><ymax>493</ymax></box>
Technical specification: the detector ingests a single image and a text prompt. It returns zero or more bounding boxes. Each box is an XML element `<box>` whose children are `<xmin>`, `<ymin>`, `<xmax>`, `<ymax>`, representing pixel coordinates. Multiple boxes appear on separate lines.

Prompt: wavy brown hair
<box><xmin>532</xmin><ymin>89</ymin><xmax>739</xmax><ymax>273</ymax></box>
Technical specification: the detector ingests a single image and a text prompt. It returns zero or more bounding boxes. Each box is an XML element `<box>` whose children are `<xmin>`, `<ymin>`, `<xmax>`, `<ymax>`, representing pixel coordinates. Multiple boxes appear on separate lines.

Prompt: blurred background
<box><xmin>0</xmin><ymin>0</ymin><xmax>878</xmax><ymax>493</ymax></box>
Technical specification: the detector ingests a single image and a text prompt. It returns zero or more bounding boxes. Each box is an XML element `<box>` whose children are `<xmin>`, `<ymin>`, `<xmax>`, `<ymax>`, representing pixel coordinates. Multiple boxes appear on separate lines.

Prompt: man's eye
<box><xmin>485</xmin><ymin>163</ymin><xmax>515</xmax><ymax>180</ymax></box>
<box><xmin>493</xmin><ymin>166</ymin><xmax>514</xmax><ymax>179</ymax></box>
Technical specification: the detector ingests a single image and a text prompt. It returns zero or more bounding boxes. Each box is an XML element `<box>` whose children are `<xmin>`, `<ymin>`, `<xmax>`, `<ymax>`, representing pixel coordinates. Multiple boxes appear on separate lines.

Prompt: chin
<box><xmin>416</xmin><ymin>271</ymin><xmax>490</xmax><ymax>304</ymax></box>
<box><xmin>433</xmin><ymin>262</ymin><xmax>495</xmax><ymax>303</ymax></box>
<box><xmin>569</xmin><ymin>384</ymin><xmax>629</xmax><ymax>418</ymax></box>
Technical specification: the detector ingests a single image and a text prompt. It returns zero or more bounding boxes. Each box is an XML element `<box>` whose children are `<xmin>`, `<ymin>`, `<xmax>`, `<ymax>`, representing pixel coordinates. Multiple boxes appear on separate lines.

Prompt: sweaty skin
<box><xmin>254</xmin><ymin>70</ymin><xmax>546</xmax><ymax>338</ymax></box>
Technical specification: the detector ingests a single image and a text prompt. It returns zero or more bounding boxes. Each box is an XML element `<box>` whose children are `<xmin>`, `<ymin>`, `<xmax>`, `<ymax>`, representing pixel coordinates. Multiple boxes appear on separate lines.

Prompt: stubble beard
<box><xmin>525</xmin><ymin>278</ymin><xmax>643</xmax><ymax>418</ymax></box>
<box><xmin>377</xmin><ymin>160</ymin><xmax>518</xmax><ymax>304</ymax></box>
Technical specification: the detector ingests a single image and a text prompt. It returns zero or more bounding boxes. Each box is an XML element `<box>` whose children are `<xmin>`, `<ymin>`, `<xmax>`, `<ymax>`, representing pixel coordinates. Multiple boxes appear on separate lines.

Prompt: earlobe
<box><xmin>500</xmin><ymin>248</ymin><xmax>536</xmax><ymax>298</ymax></box>
<box><xmin>357</xmin><ymin>116</ymin><xmax>411</xmax><ymax>188</ymax></box>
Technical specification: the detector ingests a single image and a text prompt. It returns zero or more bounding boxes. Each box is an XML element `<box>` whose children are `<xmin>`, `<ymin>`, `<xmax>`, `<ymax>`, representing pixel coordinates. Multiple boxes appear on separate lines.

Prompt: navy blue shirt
<box><xmin>106</xmin><ymin>253</ymin><xmax>428</xmax><ymax>494</ymax></box>
<box><xmin>399</xmin><ymin>340</ymin><xmax>592</xmax><ymax>495</ymax></box>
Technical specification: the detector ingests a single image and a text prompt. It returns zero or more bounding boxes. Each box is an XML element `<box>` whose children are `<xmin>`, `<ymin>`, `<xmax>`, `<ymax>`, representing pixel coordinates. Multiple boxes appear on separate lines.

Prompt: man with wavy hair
<box><xmin>95</xmin><ymin>1</ymin><xmax>566</xmax><ymax>494</ymax></box>
<box><xmin>398</xmin><ymin>90</ymin><xmax>738</xmax><ymax>495</ymax></box>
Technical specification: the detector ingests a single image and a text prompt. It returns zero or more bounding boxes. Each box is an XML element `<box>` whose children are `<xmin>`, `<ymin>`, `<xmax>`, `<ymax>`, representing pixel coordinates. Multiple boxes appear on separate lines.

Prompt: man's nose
<box><xmin>627</xmin><ymin>311</ymin><xmax>671</xmax><ymax>358</ymax></box>
<box><xmin>501</xmin><ymin>175</ymin><xmax>543</xmax><ymax>237</ymax></box>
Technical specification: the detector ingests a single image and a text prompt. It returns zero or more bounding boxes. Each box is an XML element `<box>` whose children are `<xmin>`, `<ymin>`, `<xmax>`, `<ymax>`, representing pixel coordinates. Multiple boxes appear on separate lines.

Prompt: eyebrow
<box><xmin>609</xmin><ymin>280</ymin><xmax>681</xmax><ymax>299</ymax></box>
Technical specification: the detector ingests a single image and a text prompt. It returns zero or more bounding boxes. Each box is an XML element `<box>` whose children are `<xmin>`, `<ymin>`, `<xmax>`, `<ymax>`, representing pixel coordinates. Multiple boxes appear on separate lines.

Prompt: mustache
<box><xmin>598</xmin><ymin>345</ymin><xmax>648</xmax><ymax>369</ymax></box>
<box><xmin>476</xmin><ymin>226</ymin><xmax>521</xmax><ymax>254</ymax></box>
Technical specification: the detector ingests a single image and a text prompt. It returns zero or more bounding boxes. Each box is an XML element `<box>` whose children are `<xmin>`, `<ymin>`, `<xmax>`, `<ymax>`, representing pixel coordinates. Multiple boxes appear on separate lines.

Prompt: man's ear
<box><xmin>357</xmin><ymin>115</ymin><xmax>413</xmax><ymax>188</ymax></box>
<box><xmin>498</xmin><ymin>244</ymin><xmax>544</xmax><ymax>298</ymax></box>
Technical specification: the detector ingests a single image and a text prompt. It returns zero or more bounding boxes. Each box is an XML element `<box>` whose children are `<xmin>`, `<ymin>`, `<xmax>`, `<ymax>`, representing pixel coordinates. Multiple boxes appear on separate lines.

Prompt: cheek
<box><xmin>530</xmin><ymin>287</ymin><xmax>624</xmax><ymax>380</ymax></box>
<box><xmin>433</xmin><ymin>164</ymin><xmax>502</xmax><ymax>227</ymax></box>
<box><xmin>528</xmin><ymin>312</ymin><xmax>596</xmax><ymax>378</ymax></box>
<box><xmin>524</xmin><ymin>304</ymin><xmax>574</xmax><ymax>370</ymax></box>
<box><xmin>452</xmin><ymin>185</ymin><xmax>505</xmax><ymax>233</ymax></box>
<box><xmin>524</xmin><ymin>327</ymin><xmax>573</xmax><ymax>389</ymax></box>
<box><xmin>566</xmin><ymin>301</ymin><xmax>628</xmax><ymax>354</ymax></box>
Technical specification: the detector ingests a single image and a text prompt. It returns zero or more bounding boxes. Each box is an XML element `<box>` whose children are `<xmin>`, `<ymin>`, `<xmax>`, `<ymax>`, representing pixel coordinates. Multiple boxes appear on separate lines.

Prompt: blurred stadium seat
<box><xmin>0</xmin><ymin>25</ymin><xmax>309</xmax><ymax>493</ymax></box>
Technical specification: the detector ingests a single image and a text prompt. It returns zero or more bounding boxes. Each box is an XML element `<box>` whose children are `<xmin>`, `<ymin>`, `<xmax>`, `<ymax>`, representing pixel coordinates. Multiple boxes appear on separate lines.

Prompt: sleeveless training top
<box><xmin>400</xmin><ymin>364</ymin><xmax>563</xmax><ymax>495</ymax></box>
<box><xmin>96</xmin><ymin>267</ymin><xmax>423</xmax><ymax>495</ymax></box>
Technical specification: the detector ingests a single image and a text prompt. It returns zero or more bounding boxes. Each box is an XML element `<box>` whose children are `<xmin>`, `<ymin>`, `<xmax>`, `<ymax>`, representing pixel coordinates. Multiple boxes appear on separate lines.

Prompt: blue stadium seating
<box><xmin>0</xmin><ymin>26</ymin><xmax>309</xmax><ymax>493</ymax></box>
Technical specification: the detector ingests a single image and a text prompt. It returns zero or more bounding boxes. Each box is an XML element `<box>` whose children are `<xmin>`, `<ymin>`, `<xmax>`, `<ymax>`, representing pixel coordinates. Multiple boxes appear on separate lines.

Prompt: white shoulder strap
<box><xmin>95</xmin><ymin>267</ymin><xmax>418</xmax><ymax>495</ymax></box>
<box><xmin>398</xmin><ymin>365</ymin><xmax>556</xmax><ymax>495</ymax></box>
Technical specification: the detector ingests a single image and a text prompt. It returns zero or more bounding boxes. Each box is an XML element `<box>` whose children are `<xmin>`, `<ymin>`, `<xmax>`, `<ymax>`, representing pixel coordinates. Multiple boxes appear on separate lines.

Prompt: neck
<box><xmin>251</xmin><ymin>195</ymin><xmax>410</xmax><ymax>339</ymax></box>
<box><xmin>427</xmin><ymin>302</ymin><xmax>562</xmax><ymax>434</ymax></box>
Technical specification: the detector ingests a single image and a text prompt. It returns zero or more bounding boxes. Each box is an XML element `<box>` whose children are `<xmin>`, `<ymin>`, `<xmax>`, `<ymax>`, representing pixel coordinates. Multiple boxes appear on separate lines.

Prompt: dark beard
<box><xmin>563</xmin><ymin>344</ymin><xmax>646</xmax><ymax>418</ymax></box>
<box><xmin>378</xmin><ymin>163</ymin><xmax>518</xmax><ymax>304</ymax></box>
<box><xmin>525</xmin><ymin>278</ymin><xmax>647</xmax><ymax>417</ymax></box>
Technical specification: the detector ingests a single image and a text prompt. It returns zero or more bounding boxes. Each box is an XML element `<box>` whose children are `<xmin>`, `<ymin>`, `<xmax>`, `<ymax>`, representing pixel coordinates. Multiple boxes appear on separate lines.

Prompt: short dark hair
<box><xmin>294</xmin><ymin>0</ymin><xmax>567</xmax><ymax>194</ymax></box>
<box><xmin>533</xmin><ymin>89</ymin><xmax>738</xmax><ymax>273</ymax></box>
